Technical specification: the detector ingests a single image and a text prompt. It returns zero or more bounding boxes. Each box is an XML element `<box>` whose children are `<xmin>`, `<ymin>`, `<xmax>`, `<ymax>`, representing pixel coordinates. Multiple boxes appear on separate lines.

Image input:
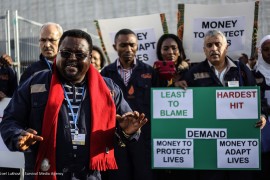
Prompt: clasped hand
<box><xmin>0</xmin><ymin>54</ymin><xmax>13</xmax><ymax>67</ymax></box>
<box><xmin>117</xmin><ymin>111</ymin><xmax>148</xmax><ymax>135</ymax></box>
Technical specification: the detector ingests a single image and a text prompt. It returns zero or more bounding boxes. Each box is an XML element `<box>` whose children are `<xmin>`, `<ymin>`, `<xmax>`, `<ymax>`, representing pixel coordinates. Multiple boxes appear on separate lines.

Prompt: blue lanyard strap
<box><xmin>62</xmin><ymin>84</ymin><xmax>86</xmax><ymax>130</ymax></box>
<box><xmin>44</xmin><ymin>58</ymin><xmax>52</xmax><ymax>72</ymax></box>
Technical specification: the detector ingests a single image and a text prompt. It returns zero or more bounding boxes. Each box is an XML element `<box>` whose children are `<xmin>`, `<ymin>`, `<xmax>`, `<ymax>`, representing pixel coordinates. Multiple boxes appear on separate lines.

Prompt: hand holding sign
<box><xmin>255</xmin><ymin>115</ymin><xmax>266</xmax><ymax>129</ymax></box>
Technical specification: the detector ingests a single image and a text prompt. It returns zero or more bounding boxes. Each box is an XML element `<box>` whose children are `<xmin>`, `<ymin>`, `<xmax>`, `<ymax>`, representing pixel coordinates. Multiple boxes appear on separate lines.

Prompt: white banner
<box><xmin>0</xmin><ymin>98</ymin><xmax>24</xmax><ymax>168</ymax></box>
<box><xmin>181</xmin><ymin>2</ymin><xmax>256</xmax><ymax>63</ymax></box>
<box><xmin>96</xmin><ymin>13</ymin><xmax>165</xmax><ymax>66</ymax></box>
<box><xmin>193</xmin><ymin>16</ymin><xmax>246</xmax><ymax>52</ymax></box>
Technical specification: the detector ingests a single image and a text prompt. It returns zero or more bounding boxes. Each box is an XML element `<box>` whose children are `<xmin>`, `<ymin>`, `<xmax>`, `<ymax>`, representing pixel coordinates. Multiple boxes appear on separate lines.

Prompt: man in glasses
<box><xmin>0</xmin><ymin>29</ymin><xmax>147</xmax><ymax>180</ymax></box>
<box><xmin>19</xmin><ymin>22</ymin><xmax>63</xmax><ymax>84</ymax></box>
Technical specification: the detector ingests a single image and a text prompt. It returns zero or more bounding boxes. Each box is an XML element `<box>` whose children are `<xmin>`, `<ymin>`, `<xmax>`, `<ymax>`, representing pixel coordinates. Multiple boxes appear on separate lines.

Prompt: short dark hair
<box><xmin>59</xmin><ymin>29</ymin><xmax>93</xmax><ymax>52</ymax></box>
<box><xmin>92</xmin><ymin>45</ymin><xmax>106</xmax><ymax>69</ymax></box>
<box><xmin>241</xmin><ymin>53</ymin><xmax>248</xmax><ymax>60</ymax></box>
<box><xmin>156</xmin><ymin>33</ymin><xmax>186</xmax><ymax>65</ymax></box>
<box><xmin>114</xmin><ymin>29</ymin><xmax>136</xmax><ymax>44</ymax></box>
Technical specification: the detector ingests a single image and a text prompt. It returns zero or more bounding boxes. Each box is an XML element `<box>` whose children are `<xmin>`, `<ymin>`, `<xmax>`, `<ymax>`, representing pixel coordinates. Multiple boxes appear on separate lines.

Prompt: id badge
<box><xmin>72</xmin><ymin>133</ymin><xmax>86</xmax><ymax>145</ymax></box>
<box><xmin>228</xmin><ymin>81</ymin><xmax>239</xmax><ymax>87</ymax></box>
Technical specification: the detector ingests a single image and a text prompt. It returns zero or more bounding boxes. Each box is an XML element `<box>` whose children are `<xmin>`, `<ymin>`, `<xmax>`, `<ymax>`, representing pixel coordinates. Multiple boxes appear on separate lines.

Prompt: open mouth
<box><xmin>65</xmin><ymin>62</ymin><xmax>78</xmax><ymax>72</ymax></box>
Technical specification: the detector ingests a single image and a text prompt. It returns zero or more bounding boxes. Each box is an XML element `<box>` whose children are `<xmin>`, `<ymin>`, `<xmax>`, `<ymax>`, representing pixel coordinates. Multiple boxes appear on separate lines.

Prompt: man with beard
<box><xmin>19</xmin><ymin>22</ymin><xmax>63</xmax><ymax>84</ymax></box>
<box><xmin>101</xmin><ymin>29</ymin><xmax>157</xmax><ymax>180</ymax></box>
<box><xmin>175</xmin><ymin>29</ymin><xmax>266</xmax><ymax>180</ymax></box>
<box><xmin>0</xmin><ymin>29</ymin><xmax>147</xmax><ymax>180</ymax></box>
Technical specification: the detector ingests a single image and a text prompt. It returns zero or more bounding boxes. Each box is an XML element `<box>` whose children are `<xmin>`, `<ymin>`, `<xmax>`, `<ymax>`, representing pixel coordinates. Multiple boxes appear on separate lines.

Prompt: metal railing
<box><xmin>0</xmin><ymin>10</ymin><xmax>11</xmax><ymax>56</ymax></box>
<box><xmin>13</xmin><ymin>10</ymin><xmax>42</xmax><ymax>80</ymax></box>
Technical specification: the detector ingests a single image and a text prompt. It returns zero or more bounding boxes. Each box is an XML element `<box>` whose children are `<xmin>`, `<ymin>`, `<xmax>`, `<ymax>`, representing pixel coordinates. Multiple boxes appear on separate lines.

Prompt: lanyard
<box><xmin>44</xmin><ymin>58</ymin><xmax>52</xmax><ymax>72</ymax></box>
<box><xmin>62</xmin><ymin>85</ymin><xmax>86</xmax><ymax>131</ymax></box>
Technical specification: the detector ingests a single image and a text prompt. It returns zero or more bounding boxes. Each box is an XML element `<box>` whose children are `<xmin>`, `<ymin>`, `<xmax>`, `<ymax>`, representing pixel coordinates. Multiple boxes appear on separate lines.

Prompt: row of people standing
<box><xmin>1</xmin><ymin>21</ymin><xmax>269</xmax><ymax>180</ymax></box>
<box><xmin>0</xmin><ymin>24</ymin><xmax>148</xmax><ymax>180</ymax></box>
<box><xmin>100</xmin><ymin>29</ymin><xmax>269</xmax><ymax>180</ymax></box>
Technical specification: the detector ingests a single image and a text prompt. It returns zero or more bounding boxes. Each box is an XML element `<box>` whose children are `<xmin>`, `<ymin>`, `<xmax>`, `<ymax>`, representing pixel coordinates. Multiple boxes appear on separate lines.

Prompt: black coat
<box><xmin>19</xmin><ymin>54</ymin><xmax>52</xmax><ymax>85</ymax></box>
<box><xmin>101</xmin><ymin>60</ymin><xmax>157</xmax><ymax>180</ymax></box>
<box><xmin>0</xmin><ymin>69</ymin><xmax>131</xmax><ymax>178</ymax></box>
<box><xmin>0</xmin><ymin>65</ymin><xmax>17</xmax><ymax>97</ymax></box>
<box><xmin>184</xmin><ymin>58</ymin><xmax>256</xmax><ymax>87</ymax></box>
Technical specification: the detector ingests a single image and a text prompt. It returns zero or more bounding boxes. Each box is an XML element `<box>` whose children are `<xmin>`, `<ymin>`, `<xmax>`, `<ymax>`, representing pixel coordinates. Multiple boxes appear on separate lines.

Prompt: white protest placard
<box><xmin>109</xmin><ymin>28</ymin><xmax>157</xmax><ymax>63</ymax></box>
<box><xmin>0</xmin><ymin>144</ymin><xmax>25</xmax><ymax>168</ymax></box>
<box><xmin>217</xmin><ymin>139</ymin><xmax>259</xmax><ymax>168</ymax></box>
<box><xmin>193</xmin><ymin>16</ymin><xmax>245</xmax><ymax>52</ymax></box>
<box><xmin>264</xmin><ymin>90</ymin><xmax>270</xmax><ymax>105</ymax></box>
<box><xmin>96</xmin><ymin>13</ymin><xmax>165</xmax><ymax>66</ymax></box>
<box><xmin>153</xmin><ymin>139</ymin><xmax>194</xmax><ymax>168</ymax></box>
<box><xmin>180</xmin><ymin>2</ymin><xmax>256</xmax><ymax>63</ymax></box>
<box><xmin>152</xmin><ymin>89</ymin><xmax>193</xmax><ymax>119</ymax></box>
<box><xmin>0</xmin><ymin>98</ymin><xmax>24</xmax><ymax>168</ymax></box>
<box><xmin>216</xmin><ymin>89</ymin><xmax>258</xmax><ymax>119</ymax></box>
<box><xmin>0</xmin><ymin>98</ymin><xmax>10</xmax><ymax>121</ymax></box>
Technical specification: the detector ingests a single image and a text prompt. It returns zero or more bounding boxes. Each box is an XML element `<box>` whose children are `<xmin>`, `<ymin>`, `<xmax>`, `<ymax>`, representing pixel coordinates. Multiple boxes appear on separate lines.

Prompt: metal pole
<box><xmin>17</xmin><ymin>15</ymin><xmax>43</xmax><ymax>26</ymax></box>
<box><xmin>13</xmin><ymin>10</ymin><xmax>20</xmax><ymax>79</ymax></box>
<box><xmin>6</xmin><ymin>10</ymin><xmax>11</xmax><ymax>55</ymax></box>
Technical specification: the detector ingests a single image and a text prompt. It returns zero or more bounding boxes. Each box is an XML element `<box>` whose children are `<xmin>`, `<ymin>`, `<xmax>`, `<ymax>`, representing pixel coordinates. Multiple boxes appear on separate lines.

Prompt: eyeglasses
<box><xmin>59</xmin><ymin>50</ymin><xmax>89</xmax><ymax>60</ymax></box>
<box><xmin>39</xmin><ymin>38</ymin><xmax>60</xmax><ymax>44</ymax></box>
<box><xmin>205</xmin><ymin>42</ymin><xmax>223</xmax><ymax>48</ymax></box>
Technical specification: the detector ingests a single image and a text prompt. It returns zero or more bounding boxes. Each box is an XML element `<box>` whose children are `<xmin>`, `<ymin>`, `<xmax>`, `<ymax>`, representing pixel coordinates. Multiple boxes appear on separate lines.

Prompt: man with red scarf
<box><xmin>0</xmin><ymin>29</ymin><xmax>147</xmax><ymax>180</ymax></box>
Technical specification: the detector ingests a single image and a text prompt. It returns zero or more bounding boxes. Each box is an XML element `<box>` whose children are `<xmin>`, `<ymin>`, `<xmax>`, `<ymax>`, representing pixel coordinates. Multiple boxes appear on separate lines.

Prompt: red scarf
<box><xmin>34</xmin><ymin>65</ymin><xmax>117</xmax><ymax>180</ymax></box>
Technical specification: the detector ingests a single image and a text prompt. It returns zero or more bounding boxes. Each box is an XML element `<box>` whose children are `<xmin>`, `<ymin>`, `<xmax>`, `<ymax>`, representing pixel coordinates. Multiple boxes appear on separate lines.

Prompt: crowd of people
<box><xmin>0</xmin><ymin>21</ymin><xmax>269</xmax><ymax>180</ymax></box>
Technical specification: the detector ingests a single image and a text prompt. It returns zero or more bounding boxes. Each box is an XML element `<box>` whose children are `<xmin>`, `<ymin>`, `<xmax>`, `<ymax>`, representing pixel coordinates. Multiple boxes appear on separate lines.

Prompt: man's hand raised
<box><xmin>116</xmin><ymin>111</ymin><xmax>148</xmax><ymax>136</ymax></box>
